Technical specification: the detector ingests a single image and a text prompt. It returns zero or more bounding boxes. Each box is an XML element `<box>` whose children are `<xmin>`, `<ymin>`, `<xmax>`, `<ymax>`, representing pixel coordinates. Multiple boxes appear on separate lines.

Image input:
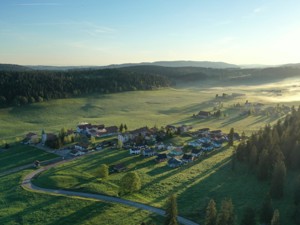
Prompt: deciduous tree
<box><xmin>119</xmin><ymin>172</ymin><xmax>141</xmax><ymax>195</ymax></box>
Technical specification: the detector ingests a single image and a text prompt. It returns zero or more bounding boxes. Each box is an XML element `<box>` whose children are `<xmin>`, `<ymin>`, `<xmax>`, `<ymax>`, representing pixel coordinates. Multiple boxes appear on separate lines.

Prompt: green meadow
<box><xmin>0</xmin><ymin>171</ymin><xmax>164</xmax><ymax>225</ymax></box>
<box><xmin>34</xmin><ymin>145</ymin><xmax>296</xmax><ymax>224</ymax></box>
<box><xmin>1</xmin><ymin>80</ymin><xmax>300</xmax><ymax>224</ymax></box>
<box><xmin>0</xmin><ymin>145</ymin><xmax>57</xmax><ymax>173</ymax></box>
<box><xmin>2</xmin><ymin>80</ymin><xmax>298</xmax><ymax>142</ymax></box>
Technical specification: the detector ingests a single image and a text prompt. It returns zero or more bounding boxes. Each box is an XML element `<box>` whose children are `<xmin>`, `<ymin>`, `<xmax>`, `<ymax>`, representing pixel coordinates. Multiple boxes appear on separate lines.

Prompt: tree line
<box><xmin>0</xmin><ymin>69</ymin><xmax>171</xmax><ymax>107</ymax></box>
<box><xmin>235</xmin><ymin>106</ymin><xmax>300</xmax><ymax>223</ymax></box>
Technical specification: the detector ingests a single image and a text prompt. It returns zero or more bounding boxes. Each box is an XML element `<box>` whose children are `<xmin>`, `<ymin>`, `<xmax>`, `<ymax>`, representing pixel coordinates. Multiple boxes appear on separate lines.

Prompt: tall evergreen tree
<box><xmin>205</xmin><ymin>199</ymin><xmax>217</xmax><ymax>225</ymax></box>
<box><xmin>270</xmin><ymin>160</ymin><xmax>286</xmax><ymax>199</ymax></box>
<box><xmin>249</xmin><ymin>145</ymin><xmax>258</xmax><ymax>170</ymax></box>
<box><xmin>119</xmin><ymin>123</ymin><xmax>124</xmax><ymax>132</ymax></box>
<box><xmin>271</xmin><ymin>209</ymin><xmax>280</xmax><ymax>225</ymax></box>
<box><xmin>260</xmin><ymin>194</ymin><xmax>273</xmax><ymax>224</ymax></box>
<box><xmin>257</xmin><ymin>148</ymin><xmax>270</xmax><ymax>180</ymax></box>
<box><xmin>217</xmin><ymin>198</ymin><xmax>234</xmax><ymax>225</ymax></box>
<box><xmin>165</xmin><ymin>194</ymin><xmax>178</xmax><ymax>225</ymax></box>
<box><xmin>240</xmin><ymin>206</ymin><xmax>256</xmax><ymax>225</ymax></box>
<box><xmin>294</xmin><ymin>175</ymin><xmax>300</xmax><ymax>205</ymax></box>
<box><xmin>228</xmin><ymin>128</ymin><xmax>234</xmax><ymax>146</ymax></box>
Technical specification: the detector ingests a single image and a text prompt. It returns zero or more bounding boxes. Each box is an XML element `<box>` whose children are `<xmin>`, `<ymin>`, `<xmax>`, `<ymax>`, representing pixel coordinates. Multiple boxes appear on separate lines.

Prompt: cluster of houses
<box><xmin>124</xmin><ymin>127</ymin><xmax>234</xmax><ymax>169</ymax></box>
<box><xmin>22</xmin><ymin>121</ymin><xmax>240</xmax><ymax>170</ymax></box>
<box><xmin>128</xmin><ymin>143</ymin><xmax>200</xmax><ymax>168</ymax></box>
<box><xmin>76</xmin><ymin>123</ymin><xmax>118</xmax><ymax>138</ymax></box>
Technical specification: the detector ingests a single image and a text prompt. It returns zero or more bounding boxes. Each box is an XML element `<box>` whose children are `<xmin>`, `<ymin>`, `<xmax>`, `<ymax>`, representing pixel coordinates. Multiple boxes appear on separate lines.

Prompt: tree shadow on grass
<box><xmin>47</xmin><ymin>202</ymin><xmax>111</xmax><ymax>225</ymax></box>
<box><xmin>220</xmin><ymin>115</ymin><xmax>247</xmax><ymax>127</ymax></box>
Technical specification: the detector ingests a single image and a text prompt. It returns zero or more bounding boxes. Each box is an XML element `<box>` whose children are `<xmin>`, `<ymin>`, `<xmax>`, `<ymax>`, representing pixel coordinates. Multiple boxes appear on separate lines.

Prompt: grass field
<box><xmin>33</xmin><ymin>145</ymin><xmax>296</xmax><ymax>224</ymax></box>
<box><xmin>0</xmin><ymin>144</ymin><xmax>57</xmax><ymax>173</ymax></box>
<box><xmin>2</xmin><ymin>81</ymin><xmax>299</xmax><ymax>142</ymax></box>
<box><xmin>0</xmin><ymin>170</ymin><xmax>164</xmax><ymax>225</ymax></box>
<box><xmin>1</xmin><ymin>80</ymin><xmax>300</xmax><ymax>224</ymax></box>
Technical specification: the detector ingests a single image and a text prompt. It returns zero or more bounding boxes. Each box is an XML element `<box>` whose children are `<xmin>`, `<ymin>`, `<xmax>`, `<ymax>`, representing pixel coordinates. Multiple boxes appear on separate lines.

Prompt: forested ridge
<box><xmin>236</xmin><ymin>106</ymin><xmax>300</xmax><ymax>223</ymax></box>
<box><xmin>0</xmin><ymin>69</ymin><xmax>171</xmax><ymax>107</ymax></box>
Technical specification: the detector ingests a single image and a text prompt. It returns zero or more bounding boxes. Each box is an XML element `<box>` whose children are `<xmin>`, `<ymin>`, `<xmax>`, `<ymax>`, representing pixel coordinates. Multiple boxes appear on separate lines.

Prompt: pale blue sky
<box><xmin>0</xmin><ymin>0</ymin><xmax>300</xmax><ymax>65</ymax></box>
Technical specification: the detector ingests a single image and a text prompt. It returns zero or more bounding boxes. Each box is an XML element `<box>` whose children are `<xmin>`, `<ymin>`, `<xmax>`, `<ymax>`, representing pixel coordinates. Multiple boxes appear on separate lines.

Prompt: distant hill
<box><xmin>0</xmin><ymin>64</ymin><xmax>32</xmax><ymax>71</ymax></box>
<box><xmin>104</xmin><ymin>60</ymin><xmax>239</xmax><ymax>69</ymax></box>
<box><xmin>281</xmin><ymin>63</ymin><xmax>300</xmax><ymax>68</ymax></box>
<box><xmin>27</xmin><ymin>60</ymin><xmax>239</xmax><ymax>71</ymax></box>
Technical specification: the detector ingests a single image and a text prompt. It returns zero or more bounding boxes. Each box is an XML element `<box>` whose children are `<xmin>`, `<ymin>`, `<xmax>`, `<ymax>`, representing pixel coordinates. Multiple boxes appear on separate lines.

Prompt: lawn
<box><xmin>34</xmin><ymin>145</ymin><xmax>297</xmax><ymax>224</ymax></box>
<box><xmin>0</xmin><ymin>170</ymin><xmax>164</xmax><ymax>225</ymax></box>
<box><xmin>0</xmin><ymin>144</ymin><xmax>57</xmax><ymax>173</ymax></box>
<box><xmin>1</xmin><ymin>85</ymin><xmax>294</xmax><ymax>143</ymax></box>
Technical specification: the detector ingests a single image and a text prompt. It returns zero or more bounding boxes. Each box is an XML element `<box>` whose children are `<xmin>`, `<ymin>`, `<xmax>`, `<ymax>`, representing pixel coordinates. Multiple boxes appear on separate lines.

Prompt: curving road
<box><xmin>21</xmin><ymin>161</ymin><xmax>199</xmax><ymax>225</ymax></box>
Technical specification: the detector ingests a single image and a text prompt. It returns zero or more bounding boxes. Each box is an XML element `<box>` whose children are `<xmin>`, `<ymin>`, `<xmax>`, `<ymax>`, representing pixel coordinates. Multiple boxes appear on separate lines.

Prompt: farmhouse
<box><xmin>130</xmin><ymin>148</ymin><xmax>141</xmax><ymax>155</ymax></box>
<box><xmin>156</xmin><ymin>153</ymin><xmax>168</xmax><ymax>162</ymax></box>
<box><xmin>168</xmin><ymin>158</ymin><xmax>183</xmax><ymax>168</ymax></box>
<box><xmin>197</xmin><ymin>111</ymin><xmax>211</xmax><ymax>118</ymax></box>
<box><xmin>143</xmin><ymin>148</ymin><xmax>157</xmax><ymax>157</ymax></box>
<box><xmin>42</xmin><ymin>132</ymin><xmax>58</xmax><ymax>145</ymax></box>
<box><xmin>75</xmin><ymin>143</ymin><xmax>89</xmax><ymax>151</ymax></box>
<box><xmin>178</xmin><ymin>125</ymin><xmax>192</xmax><ymax>134</ymax></box>
<box><xmin>114</xmin><ymin>164</ymin><xmax>127</xmax><ymax>172</ymax></box>
<box><xmin>23</xmin><ymin>132</ymin><xmax>39</xmax><ymax>144</ymax></box>
<box><xmin>191</xmin><ymin>149</ymin><xmax>202</xmax><ymax>157</ymax></box>
<box><xmin>181</xmin><ymin>154</ymin><xmax>194</xmax><ymax>163</ymax></box>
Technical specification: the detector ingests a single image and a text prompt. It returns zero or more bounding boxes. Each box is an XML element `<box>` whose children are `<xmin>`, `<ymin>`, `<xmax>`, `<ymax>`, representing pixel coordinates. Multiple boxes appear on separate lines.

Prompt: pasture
<box><xmin>2</xmin><ymin>78</ymin><xmax>300</xmax><ymax>142</ymax></box>
<box><xmin>33</xmin><ymin>146</ymin><xmax>296</xmax><ymax>224</ymax></box>
<box><xmin>0</xmin><ymin>171</ymin><xmax>164</xmax><ymax>225</ymax></box>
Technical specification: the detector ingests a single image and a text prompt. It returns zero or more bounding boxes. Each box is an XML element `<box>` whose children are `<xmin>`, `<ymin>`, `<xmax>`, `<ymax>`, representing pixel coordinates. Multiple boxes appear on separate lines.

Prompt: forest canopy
<box><xmin>0</xmin><ymin>69</ymin><xmax>171</xmax><ymax>107</ymax></box>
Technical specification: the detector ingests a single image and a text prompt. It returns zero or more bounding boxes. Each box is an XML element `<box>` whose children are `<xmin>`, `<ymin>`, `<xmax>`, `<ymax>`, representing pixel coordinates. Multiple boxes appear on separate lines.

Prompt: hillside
<box><xmin>0</xmin><ymin>63</ymin><xmax>32</xmax><ymax>71</ymax></box>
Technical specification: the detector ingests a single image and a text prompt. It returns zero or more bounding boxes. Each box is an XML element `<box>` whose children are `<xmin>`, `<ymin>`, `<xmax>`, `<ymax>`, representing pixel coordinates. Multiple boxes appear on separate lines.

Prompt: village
<box><xmin>22</xmin><ymin>117</ymin><xmax>240</xmax><ymax>171</ymax></box>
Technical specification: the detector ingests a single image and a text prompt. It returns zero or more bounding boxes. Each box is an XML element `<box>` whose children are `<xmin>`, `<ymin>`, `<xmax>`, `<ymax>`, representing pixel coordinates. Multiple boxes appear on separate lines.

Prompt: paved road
<box><xmin>21</xmin><ymin>161</ymin><xmax>199</xmax><ymax>225</ymax></box>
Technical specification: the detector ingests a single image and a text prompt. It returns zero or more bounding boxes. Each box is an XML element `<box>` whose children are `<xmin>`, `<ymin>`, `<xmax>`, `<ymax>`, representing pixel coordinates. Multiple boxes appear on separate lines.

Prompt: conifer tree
<box><xmin>119</xmin><ymin>123</ymin><xmax>124</xmax><ymax>132</ymax></box>
<box><xmin>294</xmin><ymin>175</ymin><xmax>300</xmax><ymax>205</ymax></box>
<box><xmin>228</xmin><ymin>128</ymin><xmax>234</xmax><ymax>146</ymax></box>
<box><xmin>257</xmin><ymin>149</ymin><xmax>270</xmax><ymax>180</ymax></box>
<box><xmin>205</xmin><ymin>199</ymin><xmax>217</xmax><ymax>225</ymax></box>
<box><xmin>249</xmin><ymin>145</ymin><xmax>258</xmax><ymax>170</ymax></box>
<box><xmin>260</xmin><ymin>194</ymin><xmax>273</xmax><ymax>224</ymax></box>
<box><xmin>270</xmin><ymin>160</ymin><xmax>286</xmax><ymax>199</ymax></box>
<box><xmin>217</xmin><ymin>198</ymin><xmax>234</xmax><ymax>225</ymax></box>
<box><xmin>271</xmin><ymin>209</ymin><xmax>280</xmax><ymax>225</ymax></box>
<box><xmin>165</xmin><ymin>194</ymin><xmax>178</xmax><ymax>225</ymax></box>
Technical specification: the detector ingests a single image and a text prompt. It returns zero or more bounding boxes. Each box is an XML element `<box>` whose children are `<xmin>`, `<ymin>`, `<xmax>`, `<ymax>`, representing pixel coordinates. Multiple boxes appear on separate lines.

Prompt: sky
<box><xmin>0</xmin><ymin>0</ymin><xmax>300</xmax><ymax>66</ymax></box>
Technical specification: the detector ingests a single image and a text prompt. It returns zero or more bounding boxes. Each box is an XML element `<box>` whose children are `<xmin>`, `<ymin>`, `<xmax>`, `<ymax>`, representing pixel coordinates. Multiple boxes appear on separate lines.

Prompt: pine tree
<box><xmin>294</xmin><ymin>175</ymin><xmax>300</xmax><ymax>205</ymax></box>
<box><xmin>217</xmin><ymin>198</ymin><xmax>234</xmax><ymax>225</ymax></box>
<box><xmin>257</xmin><ymin>149</ymin><xmax>270</xmax><ymax>180</ymax></box>
<box><xmin>260</xmin><ymin>194</ymin><xmax>273</xmax><ymax>224</ymax></box>
<box><xmin>271</xmin><ymin>209</ymin><xmax>280</xmax><ymax>225</ymax></box>
<box><xmin>270</xmin><ymin>160</ymin><xmax>286</xmax><ymax>199</ymax></box>
<box><xmin>249</xmin><ymin>145</ymin><xmax>258</xmax><ymax>170</ymax></box>
<box><xmin>240</xmin><ymin>206</ymin><xmax>256</xmax><ymax>225</ymax></box>
<box><xmin>124</xmin><ymin>124</ymin><xmax>128</xmax><ymax>131</ymax></box>
<box><xmin>119</xmin><ymin>123</ymin><xmax>124</xmax><ymax>132</ymax></box>
<box><xmin>165</xmin><ymin>194</ymin><xmax>178</xmax><ymax>225</ymax></box>
<box><xmin>228</xmin><ymin>128</ymin><xmax>234</xmax><ymax>146</ymax></box>
<box><xmin>205</xmin><ymin>199</ymin><xmax>217</xmax><ymax>225</ymax></box>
